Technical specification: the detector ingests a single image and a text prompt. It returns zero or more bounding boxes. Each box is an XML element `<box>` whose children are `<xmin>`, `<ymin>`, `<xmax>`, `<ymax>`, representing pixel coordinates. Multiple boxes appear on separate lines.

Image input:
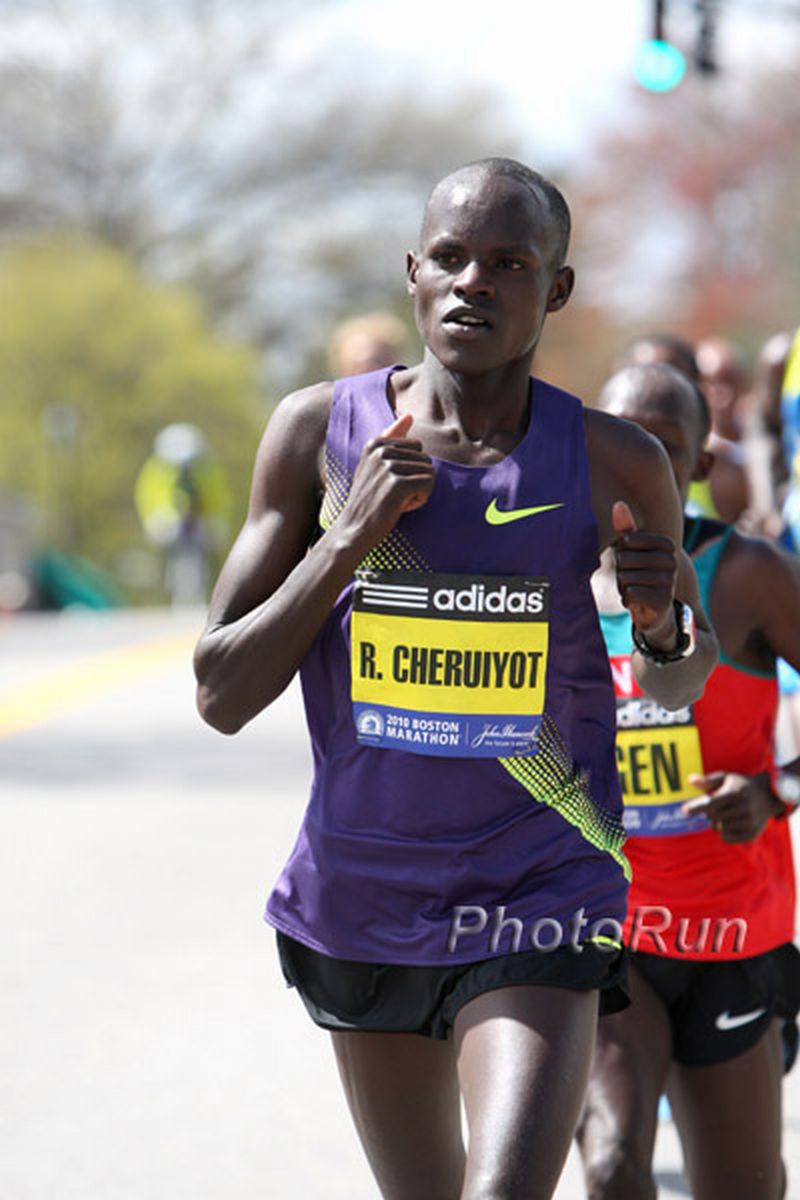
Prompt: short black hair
<box><xmin>600</xmin><ymin>361</ymin><xmax>711</xmax><ymax>449</ymax></box>
<box><xmin>423</xmin><ymin>157</ymin><xmax>572</xmax><ymax>267</ymax></box>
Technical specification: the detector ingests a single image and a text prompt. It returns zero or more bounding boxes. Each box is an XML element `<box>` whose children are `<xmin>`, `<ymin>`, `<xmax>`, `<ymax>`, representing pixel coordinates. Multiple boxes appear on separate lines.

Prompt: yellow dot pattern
<box><xmin>319</xmin><ymin>448</ymin><xmax>352</xmax><ymax>533</ymax></box>
<box><xmin>320</xmin><ymin>448</ymin><xmax>430</xmax><ymax>573</ymax></box>
<box><xmin>500</xmin><ymin>716</ymin><xmax>630</xmax><ymax>881</ymax></box>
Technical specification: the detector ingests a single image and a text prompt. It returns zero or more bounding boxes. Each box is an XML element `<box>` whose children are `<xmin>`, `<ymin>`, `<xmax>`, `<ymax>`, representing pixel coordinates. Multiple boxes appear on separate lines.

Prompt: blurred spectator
<box><xmin>745</xmin><ymin>329</ymin><xmax>800</xmax><ymax>760</ymax></box>
<box><xmin>743</xmin><ymin>330</ymin><xmax>795</xmax><ymax>540</ymax></box>
<box><xmin>779</xmin><ymin>332</ymin><xmax>800</xmax><ymax>548</ymax></box>
<box><xmin>615</xmin><ymin>332</ymin><xmax>752</xmax><ymax>524</ymax></box>
<box><xmin>326</xmin><ymin>311</ymin><xmax>410</xmax><ymax>377</ymax></box>
<box><xmin>0</xmin><ymin>491</ymin><xmax>35</xmax><ymax>612</ymax></box>
<box><xmin>134</xmin><ymin>424</ymin><xmax>231</xmax><ymax>606</ymax></box>
<box><xmin>746</xmin><ymin>328</ymin><xmax>800</xmax><ymax>549</ymax></box>
<box><xmin>694</xmin><ymin>336</ymin><xmax>752</xmax><ymax>525</ymax></box>
<box><xmin>615</xmin><ymin>331</ymin><xmax>701</xmax><ymax>383</ymax></box>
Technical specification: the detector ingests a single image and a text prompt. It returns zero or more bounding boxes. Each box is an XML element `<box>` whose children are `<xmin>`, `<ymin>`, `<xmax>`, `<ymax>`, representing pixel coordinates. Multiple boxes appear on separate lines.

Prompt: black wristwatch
<box><xmin>631</xmin><ymin>599</ymin><xmax>697</xmax><ymax>667</ymax></box>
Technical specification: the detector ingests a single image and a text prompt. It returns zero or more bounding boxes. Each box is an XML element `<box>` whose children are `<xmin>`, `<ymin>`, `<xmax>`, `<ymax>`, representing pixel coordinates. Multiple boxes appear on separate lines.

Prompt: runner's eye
<box><xmin>432</xmin><ymin>251</ymin><xmax>461</xmax><ymax>269</ymax></box>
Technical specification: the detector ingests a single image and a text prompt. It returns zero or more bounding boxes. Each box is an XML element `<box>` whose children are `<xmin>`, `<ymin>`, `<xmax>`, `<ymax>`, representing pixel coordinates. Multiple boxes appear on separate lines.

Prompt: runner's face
<box><xmin>609</xmin><ymin>395</ymin><xmax>702</xmax><ymax>504</ymax></box>
<box><xmin>407</xmin><ymin>174</ymin><xmax>571</xmax><ymax>373</ymax></box>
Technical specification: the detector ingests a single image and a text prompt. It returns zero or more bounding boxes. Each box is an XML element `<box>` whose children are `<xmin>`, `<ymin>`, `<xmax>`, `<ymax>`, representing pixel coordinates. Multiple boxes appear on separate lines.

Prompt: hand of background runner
<box><xmin>612</xmin><ymin>500</ymin><xmax>679</xmax><ymax>649</ymax></box>
<box><xmin>683</xmin><ymin>771</ymin><xmax>779</xmax><ymax>843</ymax></box>
<box><xmin>340</xmin><ymin>413</ymin><xmax>436</xmax><ymax>552</ymax></box>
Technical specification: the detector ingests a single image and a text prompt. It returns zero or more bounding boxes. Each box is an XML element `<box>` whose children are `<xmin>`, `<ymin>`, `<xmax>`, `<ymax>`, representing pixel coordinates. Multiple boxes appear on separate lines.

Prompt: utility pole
<box><xmin>695</xmin><ymin>0</ymin><xmax>720</xmax><ymax>73</ymax></box>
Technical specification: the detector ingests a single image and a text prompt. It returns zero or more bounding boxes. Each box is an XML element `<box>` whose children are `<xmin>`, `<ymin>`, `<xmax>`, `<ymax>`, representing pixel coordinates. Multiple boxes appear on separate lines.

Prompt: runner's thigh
<box><xmin>331</xmin><ymin>1029</ymin><xmax>465</xmax><ymax>1200</ymax></box>
<box><xmin>454</xmin><ymin>984</ymin><xmax>597</xmax><ymax>1200</ymax></box>
<box><xmin>668</xmin><ymin>1020</ymin><xmax>783</xmax><ymax>1200</ymax></box>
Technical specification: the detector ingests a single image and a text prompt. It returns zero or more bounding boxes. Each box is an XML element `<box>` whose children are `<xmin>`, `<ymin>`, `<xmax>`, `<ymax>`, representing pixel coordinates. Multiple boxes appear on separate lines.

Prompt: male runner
<box><xmin>693</xmin><ymin>335</ymin><xmax>752</xmax><ymax>524</ymax></box>
<box><xmin>578</xmin><ymin>362</ymin><xmax>800</xmax><ymax>1200</ymax></box>
<box><xmin>194</xmin><ymin>159</ymin><xmax>716</xmax><ymax>1200</ymax></box>
<box><xmin>746</xmin><ymin>327</ymin><xmax>799</xmax><ymax>545</ymax></box>
<box><xmin>617</xmin><ymin>331</ymin><xmax>752</xmax><ymax>524</ymax></box>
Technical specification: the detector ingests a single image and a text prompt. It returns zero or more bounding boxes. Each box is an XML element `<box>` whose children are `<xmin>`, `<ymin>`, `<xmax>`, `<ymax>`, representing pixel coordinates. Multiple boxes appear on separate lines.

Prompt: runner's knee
<box><xmin>581</xmin><ymin>1136</ymin><xmax>657</xmax><ymax>1200</ymax></box>
<box><xmin>576</xmin><ymin>1091</ymin><xmax>657</xmax><ymax>1200</ymax></box>
<box><xmin>460</xmin><ymin>1175</ymin><xmax>557</xmax><ymax>1200</ymax></box>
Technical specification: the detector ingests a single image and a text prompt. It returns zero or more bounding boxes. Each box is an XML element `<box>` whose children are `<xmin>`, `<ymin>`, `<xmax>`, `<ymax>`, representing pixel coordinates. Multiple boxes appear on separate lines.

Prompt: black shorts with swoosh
<box><xmin>632</xmin><ymin>943</ymin><xmax>800</xmax><ymax>1067</ymax></box>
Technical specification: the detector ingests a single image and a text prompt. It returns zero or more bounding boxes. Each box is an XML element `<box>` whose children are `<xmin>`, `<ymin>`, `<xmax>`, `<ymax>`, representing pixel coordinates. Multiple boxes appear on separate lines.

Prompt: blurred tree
<box><xmin>0</xmin><ymin>235</ymin><xmax>263</xmax><ymax>601</ymax></box>
<box><xmin>0</xmin><ymin>0</ymin><xmax>522</xmax><ymax>388</ymax></box>
<box><xmin>569</xmin><ymin>62</ymin><xmax>800</xmax><ymax>374</ymax></box>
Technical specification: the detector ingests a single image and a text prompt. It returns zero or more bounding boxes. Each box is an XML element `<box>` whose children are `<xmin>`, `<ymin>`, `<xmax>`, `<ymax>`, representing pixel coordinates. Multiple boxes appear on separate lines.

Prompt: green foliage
<box><xmin>0</xmin><ymin>235</ymin><xmax>264</xmax><ymax>601</ymax></box>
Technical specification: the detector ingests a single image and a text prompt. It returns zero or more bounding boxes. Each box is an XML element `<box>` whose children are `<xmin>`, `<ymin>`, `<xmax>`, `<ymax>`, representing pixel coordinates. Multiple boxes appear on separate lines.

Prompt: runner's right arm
<box><xmin>193</xmin><ymin>387</ymin><xmax>435</xmax><ymax>734</ymax></box>
<box><xmin>586</xmin><ymin>408</ymin><xmax>717</xmax><ymax>710</ymax></box>
<box><xmin>685</xmin><ymin>535</ymin><xmax>800</xmax><ymax>840</ymax></box>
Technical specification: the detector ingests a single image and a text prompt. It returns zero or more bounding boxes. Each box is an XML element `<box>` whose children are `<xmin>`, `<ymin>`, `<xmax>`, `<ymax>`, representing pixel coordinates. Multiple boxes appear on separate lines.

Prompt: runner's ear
<box><xmin>406</xmin><ymin>251</ymin><xmax>420</xmax><ymax>295</ymax></box>
<box><xmin>546</xmin><ymin>266</ymin><xmax>574</xmax><ymax>312</ymax></box>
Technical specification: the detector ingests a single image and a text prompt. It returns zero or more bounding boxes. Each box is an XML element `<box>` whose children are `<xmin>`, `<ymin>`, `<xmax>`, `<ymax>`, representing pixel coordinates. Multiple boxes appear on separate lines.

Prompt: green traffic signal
<box><xmin>633</xmin><ymin>38</ymin><xmax>687</xmax><ymax>92</ymax></box>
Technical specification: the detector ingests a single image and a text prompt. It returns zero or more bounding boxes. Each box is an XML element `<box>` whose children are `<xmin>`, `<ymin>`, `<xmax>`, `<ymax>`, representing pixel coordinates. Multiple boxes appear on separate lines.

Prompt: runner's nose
<box><xmin>454</xmin><ymin>259</ymin><xmax>492</xmax><ymax>298</ymax></box>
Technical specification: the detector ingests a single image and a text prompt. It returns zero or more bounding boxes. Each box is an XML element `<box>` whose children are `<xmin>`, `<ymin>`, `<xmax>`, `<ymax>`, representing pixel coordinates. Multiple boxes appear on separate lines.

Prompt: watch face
<box><xmin>777</xmin><ymin>772</ymin><xmax>800</xmax><ymax>806</ymax></box>
<box><xmin>632</xmin><ymin>600</ymin><xmax>696</xmax><ymax>665</ymax></box>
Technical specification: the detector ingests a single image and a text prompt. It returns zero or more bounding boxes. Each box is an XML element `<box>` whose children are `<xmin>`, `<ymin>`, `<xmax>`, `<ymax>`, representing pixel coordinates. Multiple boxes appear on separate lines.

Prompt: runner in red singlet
<box><xmin>578</xmin><ymin>362</ymin><xmax>800</xmax><ymax>1200</ymax></box>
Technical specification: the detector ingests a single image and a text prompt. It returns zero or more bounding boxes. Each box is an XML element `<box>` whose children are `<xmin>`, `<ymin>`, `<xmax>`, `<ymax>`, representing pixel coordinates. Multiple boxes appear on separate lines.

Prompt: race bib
<box><xmin>615</xmin><ymin>691</ymin><xmax>708</xmax><ymax>836</ymax></box>
<box><xmin>351</xmin><ymin>570</ymin><xmax>549</xmax><ymax>757</ymax></box>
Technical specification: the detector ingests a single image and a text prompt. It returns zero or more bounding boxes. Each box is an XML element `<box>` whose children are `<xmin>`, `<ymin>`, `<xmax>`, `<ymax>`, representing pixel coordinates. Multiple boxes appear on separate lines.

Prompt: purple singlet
<box><xmin>265</xmin><ymin>368</ymin><xmax>628</xmax><ymax>965</ymax></box>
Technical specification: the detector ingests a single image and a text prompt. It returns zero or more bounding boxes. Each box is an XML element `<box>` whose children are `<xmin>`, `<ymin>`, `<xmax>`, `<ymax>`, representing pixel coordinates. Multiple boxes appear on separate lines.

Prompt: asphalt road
<box><xmin>2</xmin><ymin>608</ymin><xmax>798</xmax><ymax>1199</ymax></box>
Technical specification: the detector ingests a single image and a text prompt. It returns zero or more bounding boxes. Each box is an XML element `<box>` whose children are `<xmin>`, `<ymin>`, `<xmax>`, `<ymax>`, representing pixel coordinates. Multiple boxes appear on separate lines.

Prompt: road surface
<box><xmin>2</xmin><ymin>608</ymin><xmax>798</xmax><ymax>1198</ymax></box>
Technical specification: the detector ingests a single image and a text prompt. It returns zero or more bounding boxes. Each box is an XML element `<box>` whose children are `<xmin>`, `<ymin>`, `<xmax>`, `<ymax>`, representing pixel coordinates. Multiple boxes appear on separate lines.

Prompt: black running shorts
<box><xmin>632</xmin><ymin>942</ymin><xmax>800</xmax><ymax>1067</ymax></box>
<box><xmin>276</xmin><ymin>932</ymin><xmax>629</xmax><ymax>1040</ymax></box>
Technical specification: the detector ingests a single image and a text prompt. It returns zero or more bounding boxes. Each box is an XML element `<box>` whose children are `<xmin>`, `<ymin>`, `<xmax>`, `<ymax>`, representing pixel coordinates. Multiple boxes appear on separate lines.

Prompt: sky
<box><xmin>281</xmin><ymin>0</ymin><xmax>800</xmax><ymax>166</ymax></box>
<box><xmin>5</xmin><ymin>0</ymin><xmax>799</xmax><ymax>169</ymax></box>
<box><xmin>2</xmin><ymin>0</ymin><xmax>799</xmax><ymax>373</ymax></box>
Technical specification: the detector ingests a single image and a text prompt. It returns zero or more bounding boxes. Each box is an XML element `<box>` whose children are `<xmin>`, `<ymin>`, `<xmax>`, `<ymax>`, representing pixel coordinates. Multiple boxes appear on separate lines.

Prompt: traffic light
<box><xmin>634</xmin><ymin>0</ymin><xmax>718</xmax><ymax>93</ymax></box>
<box><xmin>633</xmin><ymin>36</ymin><xmax>687</xmax><ymax>92</ymax></box>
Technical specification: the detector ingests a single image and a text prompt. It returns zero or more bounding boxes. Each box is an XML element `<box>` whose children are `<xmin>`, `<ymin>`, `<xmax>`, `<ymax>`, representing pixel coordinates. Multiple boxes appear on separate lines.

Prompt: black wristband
<box><xmin>631</xmin><ymin>599</ymin><xmax>696</xmax><ymax>666</ymax></box>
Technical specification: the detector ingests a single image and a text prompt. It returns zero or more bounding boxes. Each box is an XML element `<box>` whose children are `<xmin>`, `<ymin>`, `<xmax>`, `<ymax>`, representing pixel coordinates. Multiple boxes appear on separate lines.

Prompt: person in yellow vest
<box><xmin>135</xmin><ymin>423</ymin><xmax>231</xmax><ymax>605</ymax></box>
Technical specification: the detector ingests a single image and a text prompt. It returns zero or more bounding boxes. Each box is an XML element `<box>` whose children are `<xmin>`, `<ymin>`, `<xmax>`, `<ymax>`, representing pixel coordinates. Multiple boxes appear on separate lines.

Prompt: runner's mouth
<box><xmin>444</xmin><ymin>308</ymin><xmax>492</xmax><ymax>331</ymax></box>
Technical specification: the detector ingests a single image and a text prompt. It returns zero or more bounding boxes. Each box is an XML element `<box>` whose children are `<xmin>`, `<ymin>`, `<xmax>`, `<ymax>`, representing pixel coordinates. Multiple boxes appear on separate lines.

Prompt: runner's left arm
<box><xmin>587</xmin><ymin>408</ymin><xmax>718</xmax><ymax>710</ymax></box>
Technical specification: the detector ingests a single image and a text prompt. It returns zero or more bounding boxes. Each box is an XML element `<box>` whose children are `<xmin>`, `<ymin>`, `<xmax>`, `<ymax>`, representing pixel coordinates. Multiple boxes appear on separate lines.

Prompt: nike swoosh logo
<box><xmin>714</xmin><ymin>1006</ymin><xmax>768</xmax><ymax>1032</ymax></box>
<box><xmin>485</xmin><ymin>498</ymin><xmax>565</xmax><ymax>526</ymax></box>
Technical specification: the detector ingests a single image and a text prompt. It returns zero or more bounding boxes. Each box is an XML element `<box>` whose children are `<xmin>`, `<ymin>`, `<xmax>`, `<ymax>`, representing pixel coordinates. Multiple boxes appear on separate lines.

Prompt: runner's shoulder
<box><xmin>265</xmin><ymin>381</ymin><xmax>334</xmax><ymax>455</ymax></box>
<box><xmin>715</xmin><ymin>525</ymin><xmax>800</xmax><ymax>598</ymax></box>
<box><xmin>584</xmin><ymin>406</ymin><xmax>670</xmax><ymax>481</ymax></box>
<box><xmin>250</xmin><ymin>381</ymin><xmax>334</xmax><ymax>505</ymax></box>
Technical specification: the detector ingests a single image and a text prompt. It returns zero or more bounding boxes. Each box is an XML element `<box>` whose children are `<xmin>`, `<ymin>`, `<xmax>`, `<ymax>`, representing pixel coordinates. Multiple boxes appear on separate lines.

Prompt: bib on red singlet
<box><xmin>610</xmin><ymin>654</ymin><xmax>707</xmax><ymax>836</ymax></box>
